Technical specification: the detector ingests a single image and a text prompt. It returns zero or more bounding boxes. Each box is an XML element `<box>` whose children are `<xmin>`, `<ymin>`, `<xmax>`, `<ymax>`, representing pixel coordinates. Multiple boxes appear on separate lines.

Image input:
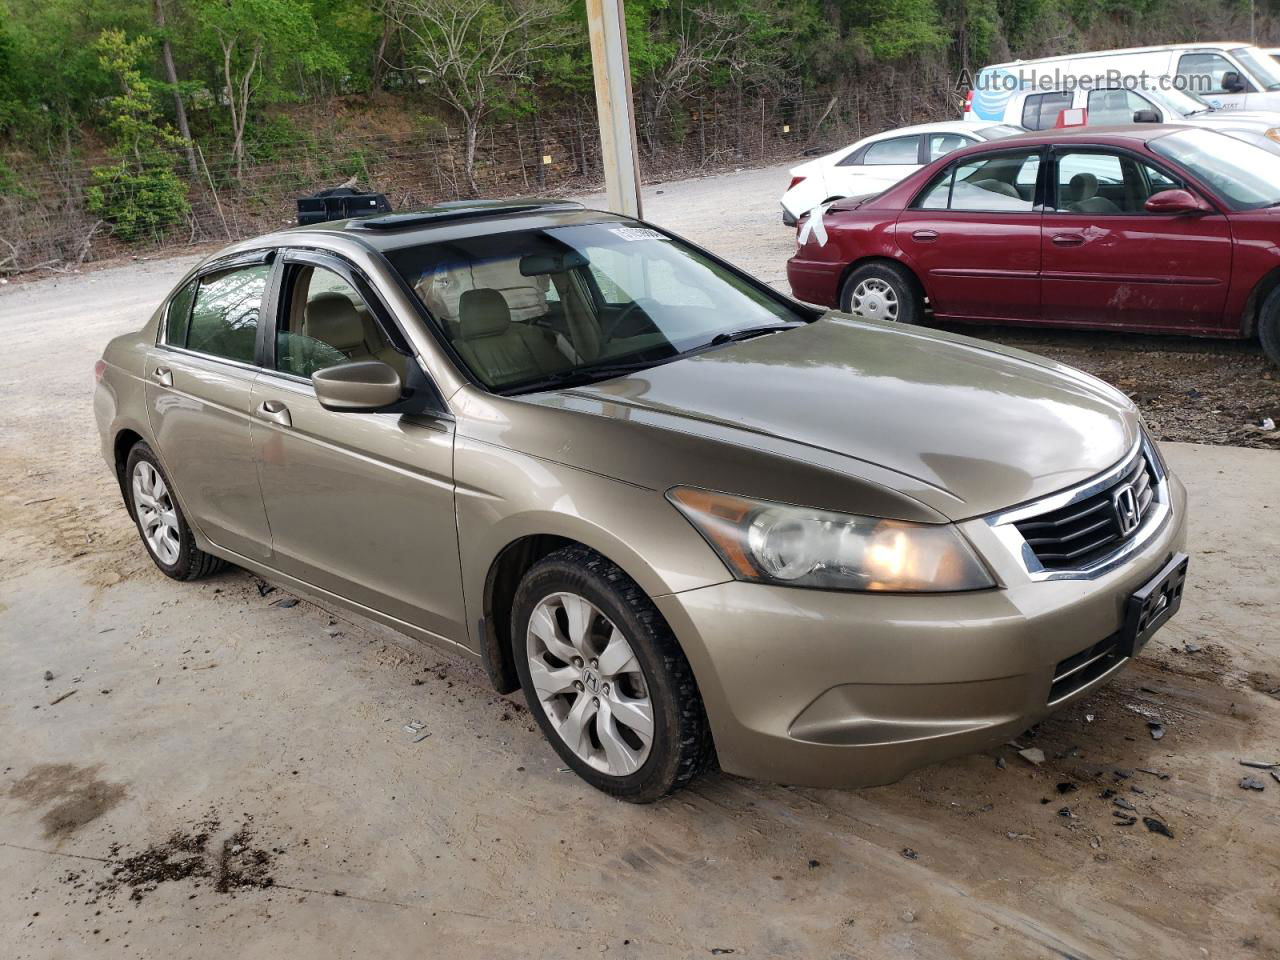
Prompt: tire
<box><xmin>1261</xmin><ymin>285</ymin><xmax>1280</xmax><ymax>368</ymax></box>
<box><xmin>512</xmin><ymin>545</ymin><xmax>714</xmax><ymax>803</ymax></box>
<box><xmin>124</xmin><ymin>441</ymin><xmax>226</xmax><ymax>581</ymax></box>
<box><xmin>839</xmin><ymin>261</ymin><xmax>922</xmax><ymax>325</ymax></box>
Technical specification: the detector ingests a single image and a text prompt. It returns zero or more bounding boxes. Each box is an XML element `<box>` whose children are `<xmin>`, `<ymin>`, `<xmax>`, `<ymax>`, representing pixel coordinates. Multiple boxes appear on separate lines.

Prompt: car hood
<box><xmin>1186</xmin><ymin>111</ymin><xmax>1279</xmax><ymax>130</ymax></box>
<box><xmin>555</xmin><ymin>316</ymin><xmax>1140</xmax><ymax>521</ymax></box>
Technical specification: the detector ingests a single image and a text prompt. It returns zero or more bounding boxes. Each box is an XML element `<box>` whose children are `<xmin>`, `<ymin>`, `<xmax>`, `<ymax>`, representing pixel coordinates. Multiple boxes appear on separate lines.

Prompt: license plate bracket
<box><xmin>1121</xmin><ymin>553</ymin><xmax>1189</xmax><ymax>658</ymax></box>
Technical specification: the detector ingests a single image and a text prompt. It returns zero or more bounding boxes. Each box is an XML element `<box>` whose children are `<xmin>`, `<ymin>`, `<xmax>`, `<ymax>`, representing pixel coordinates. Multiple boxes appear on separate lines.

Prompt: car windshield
<box><xmin>977</xmin><ymin>124</ymin><xmax>1025</xmax><ymax>140</ymax></box>
<box><xmin>1232</xmin><ymin>46</ymin><xmax>1280</xmax><ymax>91</ymax></box>
<box><xmin>1146</xmin><ymin>85</ymin><xmax>1214</xmax><ymax>116</ymax></box>
<box><xmin>1150</xmin><ymin>128</ymin><xmax>1280</xmax><ymax>209</ymax></box>
<box><xmin>386</xmin><ymin>221</ymin><xmax>807</xmax><ymax>393</ymax></box>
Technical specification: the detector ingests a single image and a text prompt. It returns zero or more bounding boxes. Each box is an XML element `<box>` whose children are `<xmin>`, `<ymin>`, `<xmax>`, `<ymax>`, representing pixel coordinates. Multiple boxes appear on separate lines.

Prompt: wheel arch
<box><xmin>836</xmin><ymin>255</ymin><xmax>927</xmax><ymax>309</ymax></box>
<box><xmin>1239</xmin><ymin>265</ymin><xmax>1280</xmax><ymax>338</ymax></box>
<box><xmin>113</xmin><ymin>427</ymin><xmax>146</xmax><ymax>516</ymax></box>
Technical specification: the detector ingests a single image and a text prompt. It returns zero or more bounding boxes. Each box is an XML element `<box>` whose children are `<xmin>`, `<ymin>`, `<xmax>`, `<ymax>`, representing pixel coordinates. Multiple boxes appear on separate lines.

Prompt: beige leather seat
<box><xmin>1066</xmin><ymin>172</ymin><xmax>1122</xmax><ymax>214</ymax></box>
<box><xmin>452</xmin><ymin>288</ymin><xmax>568</xmax><ymax>386</ymax></box>
<box><xmin>304</xmin><ymin>292</ymin><xmax>407</xmax><ymax>377</ymax></box>
<box><xmin>415</xmin><ymin>257</ymin><xmax>550</xmax><ymax>337</ymax></box>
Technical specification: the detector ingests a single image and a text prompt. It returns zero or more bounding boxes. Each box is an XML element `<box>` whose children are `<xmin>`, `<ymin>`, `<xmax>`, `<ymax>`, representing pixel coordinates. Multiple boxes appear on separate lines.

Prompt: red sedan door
<box><xmin>895</xmin><ymin>147</ymin><xmax>1044</xmax><ymax>323</ymax></box>
<box><xmin>1040</xmin><ymin>147</ymin><xmax>1232</xmax><ymax>334</ymax></box>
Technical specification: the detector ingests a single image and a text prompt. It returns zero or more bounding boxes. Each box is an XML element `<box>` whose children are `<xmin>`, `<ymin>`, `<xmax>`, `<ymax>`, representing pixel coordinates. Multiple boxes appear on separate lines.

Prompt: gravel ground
<box><xmin>1</xmin><ymin>163</ymin><xmax>1278</xmax><ymax>959</ymax></box>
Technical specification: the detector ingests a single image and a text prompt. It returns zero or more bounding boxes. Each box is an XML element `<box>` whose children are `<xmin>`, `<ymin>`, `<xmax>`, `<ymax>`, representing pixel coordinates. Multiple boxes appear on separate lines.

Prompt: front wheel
<box><xmin>839</xmin><ymin>262</ymin><xmax>922</xmax><ymax>325</ymax></box>
<box><xmin>512</xmin><ymin>546</ymin><xmax>713</xmax><ymax>802</ymax></box>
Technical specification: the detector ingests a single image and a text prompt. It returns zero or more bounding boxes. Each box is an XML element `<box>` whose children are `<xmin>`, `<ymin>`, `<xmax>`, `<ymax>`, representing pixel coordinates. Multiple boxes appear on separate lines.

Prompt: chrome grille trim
<box><xmin>984</xmin><ymin>434</ymin><xmax>1171</xmax><ymax>582</ymax></box>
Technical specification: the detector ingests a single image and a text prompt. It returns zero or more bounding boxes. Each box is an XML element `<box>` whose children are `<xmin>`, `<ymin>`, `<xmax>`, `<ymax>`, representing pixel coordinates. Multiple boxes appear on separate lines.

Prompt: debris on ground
<box><xmin>1113</xmin><ymin>797</ymin><xmax>1136</xmax><ymax>811</ymax></box>
<box><xmin>48</xmin><ymin>690</ymin><xmax>76</xmax><ymax>706</ymax></box>
<box><xmin>1144</xmin><ymin>817</ymin><xmax>1174</xmax><ymax>838</ymax></box>
<box><xmin>1007</xmin><ymin>832</ymin><xmax>1035</xmax><ymax>840</ymax></box>
<box><xmin>1113</xmin><ymin>814</ymin><xmax>1137</xmax><ymax>826</ymax></box>
<box><xmin>272</xmin><ymin>597</ymin><xmax>299</xmax><ymax>608</ymax></box>
<box><xmin>1240</xmin><ymin>776</ymin><xmax>1267</xmax><ymax>791</ymax></box>
<box><xmin>1149</xmin><ymin>722</ymin><xmax>1165</xmax><ymax>740</ymax></box>
<box><xmin>1239</xmin><ymin>760</ymin><xmax>1277</xmax><ymax>769</ymax></box>
<box><xmin>995</xmin><ymin>756</ymin><xmax>1006</xmax><ymax>769</ymax></box>
<box><xmin>42</xmin><ymin>670</ymin><xmax>53</xmax><ymax>681</ymax></box>
<box><xmin>1136</xmin><ymin>768</ymin><xmax>1170</xmax><ymax>780</ymax></box>
<box><xmin>254</xmin><ymin>580</ymin><xmax>275</xmax><ymax>597</ymax></box>
<box><xmin>62</xmin><ymin>813</ymin><xmax>277</xmax><ymax>904</ymax></box>
<box><xmin>1057</xmin><ymin>807</ymin><xmax>1074</xmax><ymax>818</ymax></box>
<box><xmin>1056</xmin><ymin>782</ymin><xmax>1077</xmax><ymax>794</ymax></box>
<box><xmin>402</xmin><ymin>720</ymin><xmax>430</xmax><ymax>743</ymax></box>
<box><xmin>1018</xmin><ymin>748</ymin><xmax>1045</xmax><ymax>766</ymax></box>
<box><xmin>901</xmin><ymin>848</ymin><xmax>918</xmax><ymax>860</ymax></box>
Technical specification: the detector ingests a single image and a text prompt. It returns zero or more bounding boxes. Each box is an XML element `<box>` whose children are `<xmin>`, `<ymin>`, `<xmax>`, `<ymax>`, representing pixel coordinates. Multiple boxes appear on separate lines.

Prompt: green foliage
<box><xmin>85</xmin><ymin>29</ymin><xmax>189</xmax><ymax>242</ymax></box>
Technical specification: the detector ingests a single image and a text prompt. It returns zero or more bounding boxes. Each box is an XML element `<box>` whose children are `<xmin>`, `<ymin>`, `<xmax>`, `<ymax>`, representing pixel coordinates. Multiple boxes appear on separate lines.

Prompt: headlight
<box><xmin>1267</xmin><ymin>127</ymin><xmax>1280</xmax><ymax>144</ymax></box>
<box><xmin>667</xmin><ymin>487</ymin><xmax>994</xmax><ymax>592</ymax></box>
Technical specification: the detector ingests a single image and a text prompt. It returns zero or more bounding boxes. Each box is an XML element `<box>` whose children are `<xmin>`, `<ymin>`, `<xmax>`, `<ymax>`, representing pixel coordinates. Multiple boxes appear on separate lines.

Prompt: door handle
<box><xmin>256</xmin><ymin>400</ymin><xmax>292</xmax><ymax>428</ymax></box>
<box><xmin>153</xmin><ymin>366</ymin><xmax>173</xmax><ymax>387</ymax></box>
<box><xmin>1051</xmin><ymin>233</ymin><xmax>1085</xmax><ymax>247</ymax></box>
<box><xmin>911</xmin><ymin>229</ymin><xmax>938</xmax><ymax>243</ymax></box>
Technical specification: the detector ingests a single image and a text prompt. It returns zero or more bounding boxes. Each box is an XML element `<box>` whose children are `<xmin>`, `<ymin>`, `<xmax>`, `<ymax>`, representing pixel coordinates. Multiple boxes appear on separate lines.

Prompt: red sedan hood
<box><xmin>564</xmin><ymin>316</ymin><xmax>1141</xmax><ymax>521</ymax></box>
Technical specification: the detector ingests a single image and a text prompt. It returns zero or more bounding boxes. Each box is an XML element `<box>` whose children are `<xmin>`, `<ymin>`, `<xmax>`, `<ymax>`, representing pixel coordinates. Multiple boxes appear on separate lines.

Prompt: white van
<box><xmin>967</xmin><ymin>43</ymin><xmax>1280</xmax><ymax>122</ymax></box>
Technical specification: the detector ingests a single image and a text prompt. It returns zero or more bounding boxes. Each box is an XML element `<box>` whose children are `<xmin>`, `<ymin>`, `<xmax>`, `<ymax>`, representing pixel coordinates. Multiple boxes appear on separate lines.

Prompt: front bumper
<box><xmin>655</xmin><ymin>471</ymin><xmax>1188</xmax><ymax>789</ymax></box>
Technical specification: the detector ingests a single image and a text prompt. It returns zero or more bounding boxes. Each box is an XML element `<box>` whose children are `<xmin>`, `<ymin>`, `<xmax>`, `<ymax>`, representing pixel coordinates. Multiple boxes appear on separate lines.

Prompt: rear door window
<box><xmin>858</xmin><ymin>136</ymin><xmax>921</xmax><ymax>165</ymax></box>
<box><xmin>183</xmin><ymin>264</ymin><xmax>270</xmax><ymax>364</ymax></box>
<box><xmin>915</xmin><ymin>150</ymin><xmax>1041</xmax><ymax>212</ymax></box>
<box><xmin>1021</xmin><ymin>92</ymin><xmax>1073</xmax><ymax>131</ymax></box>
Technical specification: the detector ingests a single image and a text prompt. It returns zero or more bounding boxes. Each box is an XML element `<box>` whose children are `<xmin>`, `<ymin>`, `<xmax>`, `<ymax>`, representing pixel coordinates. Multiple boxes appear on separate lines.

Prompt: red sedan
<box><xmin>787</xmin><ymin>125</ymin><xmax>1280</xmax><ymax>364</ymax></box>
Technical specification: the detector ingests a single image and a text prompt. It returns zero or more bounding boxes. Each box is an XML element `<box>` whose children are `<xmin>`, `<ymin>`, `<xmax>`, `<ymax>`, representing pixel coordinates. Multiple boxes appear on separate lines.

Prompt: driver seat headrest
<box><xmin>458</xmin><ymin>288</ymin><xmax>512</xmax><ymax>340</ymax></box>
<box><xmin>1069</xmin><ymin>172</ymin><xmax>1099</xmax><ymax>201</ymax></box>
<box><xmin>306</xmin><ymin>292</ymin><xmax>365</xmax><ymax>351</ymax></box>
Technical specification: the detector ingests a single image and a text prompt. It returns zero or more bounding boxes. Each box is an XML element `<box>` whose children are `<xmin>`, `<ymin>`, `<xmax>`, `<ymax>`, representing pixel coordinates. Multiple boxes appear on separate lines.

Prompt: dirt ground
<box><xmin>2</xmin><ymin>165</ymin><xmax>1279</xmax><ymax>959</ymax></box>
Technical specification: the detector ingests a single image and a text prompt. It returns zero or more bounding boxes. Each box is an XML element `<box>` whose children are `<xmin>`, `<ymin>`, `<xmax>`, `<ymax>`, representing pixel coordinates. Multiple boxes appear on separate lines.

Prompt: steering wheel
<box><xmin>600</xmin><ymin>298</ymin><xmax>657</xmax><ymax>342</ymax></box>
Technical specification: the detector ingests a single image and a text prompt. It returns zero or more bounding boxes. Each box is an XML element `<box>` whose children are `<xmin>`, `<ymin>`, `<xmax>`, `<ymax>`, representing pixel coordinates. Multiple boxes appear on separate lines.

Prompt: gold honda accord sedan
<box><xmin>94</xmin><ymin>199</ymin><xmax>1188</xmax><ymax>802</ymax></box>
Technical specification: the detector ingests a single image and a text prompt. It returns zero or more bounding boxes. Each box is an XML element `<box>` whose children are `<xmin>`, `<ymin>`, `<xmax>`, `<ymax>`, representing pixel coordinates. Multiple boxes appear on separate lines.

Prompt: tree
<box><xmin>390</xmin><ymin>0</ymin><xmax>571</xmax><ymax>195</ymax></box>
<box><xmin>85</xmin><ymin>28</ymin><xmax>190</xmax><ymax>242</ymax></box>
<box><xmin>188</xmin><ymin>0</ymin><xmax>343</xmax><ymax>178</ymax></box>
<box><xmin>152</xmin><ymin>0</ymin><xmax>198</xmax><ymax>176</ymax></box>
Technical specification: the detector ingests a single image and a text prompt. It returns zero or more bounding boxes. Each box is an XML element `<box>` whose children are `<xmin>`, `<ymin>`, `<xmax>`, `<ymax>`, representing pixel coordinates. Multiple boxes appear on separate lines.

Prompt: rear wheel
<box><xmin>125</xmin><ymin>442</ymin><xmax>226</xmax><ymax>581</ymax></box>
<box><xmin>839</xmin><ymin>262</ymin><xmax>922</xmax><ymax>325</ymax></box>
<box><xmin>1261</xmin><ymin>286</ymin><xmax>1280</xmax><ymax>367</ymax></box>
<box><xmin>512</xmin><ymin>546</ymin><xmax>713</xmax><ymax>802</ymax></box>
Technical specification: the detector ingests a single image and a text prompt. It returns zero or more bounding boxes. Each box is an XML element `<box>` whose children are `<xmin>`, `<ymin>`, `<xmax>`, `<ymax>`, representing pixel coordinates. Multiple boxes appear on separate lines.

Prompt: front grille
<box><xmin>1013</xmin><ymin>452</ymin><xmax>1156</xmax><ymax>571</ymax></box>
<box><xmin>1050</xmin><ymin>632</ymin><xmax>1125</xmax><ymax>703</ymax></box>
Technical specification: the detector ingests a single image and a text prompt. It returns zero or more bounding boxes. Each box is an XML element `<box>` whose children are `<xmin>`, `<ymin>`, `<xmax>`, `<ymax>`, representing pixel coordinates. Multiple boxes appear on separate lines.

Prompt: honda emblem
<box><xmin>1112</xmin><ymin>483</ymin><xmax>1140</xmax><ymax>536</ymax></box>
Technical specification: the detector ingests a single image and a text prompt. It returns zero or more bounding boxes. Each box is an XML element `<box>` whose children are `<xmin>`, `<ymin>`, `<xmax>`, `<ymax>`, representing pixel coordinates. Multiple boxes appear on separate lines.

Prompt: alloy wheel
<box><xmin>850</xmin><ymin>277</ymin><xmax>900</xmax><ymax>321</ymax></box>
<box><xmin>525</xmin><ymin>591</ymin><xmax>654</xmax><ymax>776</ymax></box>
<box><xmin>131</xmin><ymin>460</ymin><xmax>181</xmax><ymax>565</ymax></box>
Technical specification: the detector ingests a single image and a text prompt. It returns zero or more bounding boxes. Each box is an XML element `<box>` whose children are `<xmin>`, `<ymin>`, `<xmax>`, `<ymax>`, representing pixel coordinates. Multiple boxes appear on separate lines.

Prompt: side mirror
<box><xmin>1221</xmin><ymin>70</ymin><xmax>1246</xmax><ymax>93</ymax></box>
<box><xmin>1144</xmin><ymin>189</ymin><xmax>1212</xmax><ymax>215</ymax></box>
<box><xmin>312</xmin><ymin>360</ymin><xmax>403</xmax><ymax>412</ymax></box>
<box><xmin>1132</xmin><ymin>109</ymin><xmax>1161</xmax><ymax>124</ymax></box>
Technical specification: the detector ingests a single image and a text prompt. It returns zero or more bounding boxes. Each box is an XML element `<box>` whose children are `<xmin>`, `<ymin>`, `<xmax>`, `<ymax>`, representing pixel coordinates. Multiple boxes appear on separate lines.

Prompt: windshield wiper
<box><xmin>703</xmin><ymin>323</ymin><xmax>800</xmax><ymax>349</ymax></box>
<box><xmin>501</xmin><ymin>359</ymin><xmax>671</xmax><ymax>395</ymax></box>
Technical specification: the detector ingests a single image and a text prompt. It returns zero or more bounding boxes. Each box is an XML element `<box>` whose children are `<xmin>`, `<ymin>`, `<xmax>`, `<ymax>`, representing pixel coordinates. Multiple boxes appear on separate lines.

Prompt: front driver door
<box><xmin>1040</xmin><ymin>147</ymin><xmax>1232</xmax><ymax>333</ymax></box>
<box><xmin>895</xmin><ymin>147</ymin><xmax>1044</xmax><ymax>322</ymax></box>
<box><xmin>249</xmin><ymin>251</ymin><xmax>466</xmax><ymax>645</ymax></box>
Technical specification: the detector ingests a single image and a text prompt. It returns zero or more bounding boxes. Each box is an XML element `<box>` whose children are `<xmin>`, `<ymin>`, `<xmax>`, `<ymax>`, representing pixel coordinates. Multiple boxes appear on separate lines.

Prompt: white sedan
<box><xmin>780</xmin><ymin>120</ymin><xmax>1024</xmax><ymax>224</ymax></box>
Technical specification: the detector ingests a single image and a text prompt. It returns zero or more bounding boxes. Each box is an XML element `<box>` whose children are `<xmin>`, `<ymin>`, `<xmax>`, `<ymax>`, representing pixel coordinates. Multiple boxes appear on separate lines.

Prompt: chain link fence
<box><xmin>0</xmin><ymin>83</ymin><xmax>951</xmax><ymax>272</ymax></box>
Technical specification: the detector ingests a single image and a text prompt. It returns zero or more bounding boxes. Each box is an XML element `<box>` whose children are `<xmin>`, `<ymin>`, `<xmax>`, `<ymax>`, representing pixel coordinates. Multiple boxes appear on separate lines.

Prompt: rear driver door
<box><xmin>894</xmin><ymin>148</ymin><xmax>1044</xmax><ymax>322</ymax></box>
<box><xmin>144</xmin><ymin>255</ymin><xmax>273</xmax><ymax>562</ymax></box>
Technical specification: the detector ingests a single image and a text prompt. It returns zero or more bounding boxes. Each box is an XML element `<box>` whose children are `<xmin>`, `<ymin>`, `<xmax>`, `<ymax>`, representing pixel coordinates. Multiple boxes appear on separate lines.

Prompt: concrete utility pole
<box><xmin>586</xmin><ymin>0</ymin><xmax>643</xmax><ymax>218</ymax></box>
